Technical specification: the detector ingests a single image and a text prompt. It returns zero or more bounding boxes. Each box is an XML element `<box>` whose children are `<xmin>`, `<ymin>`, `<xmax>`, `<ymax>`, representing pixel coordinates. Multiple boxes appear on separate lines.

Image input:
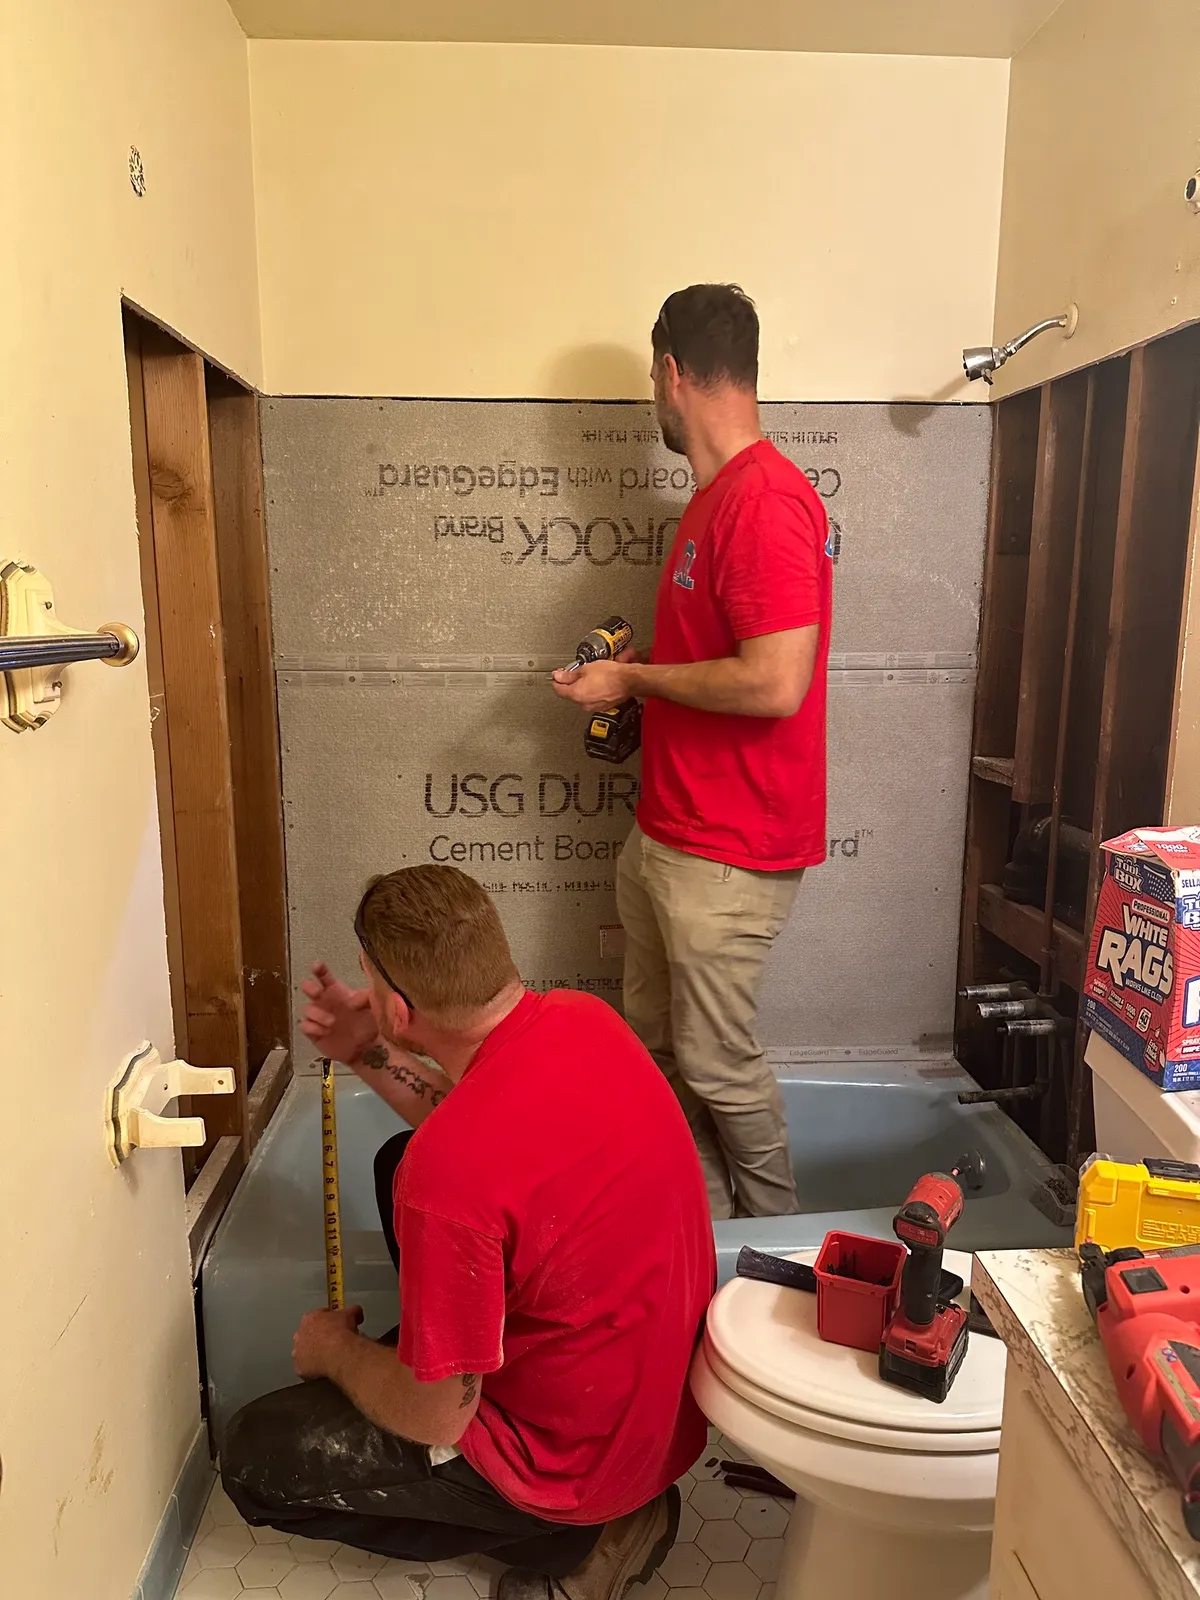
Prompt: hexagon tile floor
<box><xmin>174</xmin><ymin>1430</ymin><xmax>786</xmax><ymax>1600</ymax></box>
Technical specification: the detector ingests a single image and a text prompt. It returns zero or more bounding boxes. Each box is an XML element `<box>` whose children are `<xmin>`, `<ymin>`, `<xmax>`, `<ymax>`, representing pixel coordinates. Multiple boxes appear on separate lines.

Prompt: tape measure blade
<box><xmin>320</xmin><ymin>1060</ymin><xmax>344</xmax><ymax>1311</ymax></box>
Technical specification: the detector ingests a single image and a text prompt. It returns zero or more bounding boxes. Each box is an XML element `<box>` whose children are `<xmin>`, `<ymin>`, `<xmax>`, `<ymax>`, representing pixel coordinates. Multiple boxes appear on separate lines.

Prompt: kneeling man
<box><xmin>222</xmin><ymin>865</ymin><xmax>716</xmax><ymax>1600</ymax></box>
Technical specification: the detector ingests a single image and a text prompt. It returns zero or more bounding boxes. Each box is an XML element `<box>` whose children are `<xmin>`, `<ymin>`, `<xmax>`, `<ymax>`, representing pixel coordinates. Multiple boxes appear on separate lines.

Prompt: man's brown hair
<box><xmin>651</xmin><ymin>283</ymin><xmax>759</xmax><ymax>391</ymax></box>
<box><xmin>356</xmin><ymin>865</ymin><xmax>518</xmax><ymax>1023</ymax></box>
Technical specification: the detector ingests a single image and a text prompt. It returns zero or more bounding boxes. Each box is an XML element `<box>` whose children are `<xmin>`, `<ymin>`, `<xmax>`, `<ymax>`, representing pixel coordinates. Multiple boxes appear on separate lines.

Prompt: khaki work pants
<box><xmin>616</xmin><ymin>824</ymin><xmax>802</xmax><ymax>1220</ymax></box>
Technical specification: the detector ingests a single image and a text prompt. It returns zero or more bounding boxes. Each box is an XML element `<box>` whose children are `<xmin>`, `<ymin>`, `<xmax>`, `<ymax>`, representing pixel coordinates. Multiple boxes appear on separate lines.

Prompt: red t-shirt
<box><xmin>395</xmin><ymin>989</ymin><xmax>715</xmax><ymax>1524</ymax></box>
<box><xmin>638</xmin><ymin>439</ymin><xmax>832</xmax><ymax>871</ymax></box>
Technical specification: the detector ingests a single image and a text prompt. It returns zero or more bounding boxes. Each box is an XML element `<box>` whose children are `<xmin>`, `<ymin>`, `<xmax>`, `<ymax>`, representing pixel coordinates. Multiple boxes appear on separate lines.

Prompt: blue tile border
<box><xmin>132</xmin><ymin>1424</ymin><xmax>213</xmax><ymax>1600</ymax></box>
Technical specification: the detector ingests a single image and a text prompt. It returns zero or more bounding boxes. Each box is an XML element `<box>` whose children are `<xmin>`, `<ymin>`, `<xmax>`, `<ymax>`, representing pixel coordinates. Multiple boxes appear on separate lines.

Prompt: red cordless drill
<box><xmin>880</xmin><ymin>1172</ymin><xmax>970</xmax><ymax>1403</ymax></box>
<box><xmin>1081</xmin><ymin>1242</ymin><xmax>1200</xmax><ymax>1539</ymax></box>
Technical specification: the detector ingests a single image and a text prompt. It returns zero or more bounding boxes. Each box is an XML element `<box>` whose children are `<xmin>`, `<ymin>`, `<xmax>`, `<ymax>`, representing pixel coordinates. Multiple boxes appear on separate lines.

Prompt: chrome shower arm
<box><xmin>999</xmin><ymin>314</ymin><xmax>1070</xmax><ymax>361</ymax></box>
<box><xmin>962</xmin><ymin>305</ymin><xmax>1078</xmax><ymax>383</ymax></box>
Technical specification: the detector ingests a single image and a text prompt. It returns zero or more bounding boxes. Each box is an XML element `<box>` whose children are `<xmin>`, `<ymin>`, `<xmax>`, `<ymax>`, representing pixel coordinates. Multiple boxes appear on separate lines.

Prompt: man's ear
<box><xmin>385</xmin><ymin>990</ymin><xmax>413</xmax><ymax>1039</ymax></box>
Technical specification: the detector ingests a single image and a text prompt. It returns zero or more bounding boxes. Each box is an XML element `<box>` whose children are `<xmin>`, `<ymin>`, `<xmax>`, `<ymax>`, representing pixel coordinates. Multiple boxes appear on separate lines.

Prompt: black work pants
<box><xmin>221</xmin><ymin>1130</ymin><xmax>603</xmax><ymax>1570</ymax></box>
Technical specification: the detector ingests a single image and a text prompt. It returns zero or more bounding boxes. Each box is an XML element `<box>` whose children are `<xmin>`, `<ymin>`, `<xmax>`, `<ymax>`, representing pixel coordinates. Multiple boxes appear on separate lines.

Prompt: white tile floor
<box><xmin>174</xmin><ymin>1431</ymin><xmax>786</xmax><ymax>1600</ymax></box>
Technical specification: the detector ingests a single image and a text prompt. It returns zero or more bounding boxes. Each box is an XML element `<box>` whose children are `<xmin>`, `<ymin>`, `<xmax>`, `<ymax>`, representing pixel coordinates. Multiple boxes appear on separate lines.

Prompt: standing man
<box><xmin>221</xmin><ymin>865</ymin><xmax>714</xmax><ymax>1600</ymax></box>
<box><xmin>553</xmin><ymin>284</ymin><xmax>832</xmax><ymax>1220</ymax></box>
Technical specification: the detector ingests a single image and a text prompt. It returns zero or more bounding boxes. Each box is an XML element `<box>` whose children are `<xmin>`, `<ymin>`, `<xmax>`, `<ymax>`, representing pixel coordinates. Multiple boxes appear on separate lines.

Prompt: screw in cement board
<box><xmin>321</xmin><ymin>1060</ymin><xmax>344</xmax><ymax>1310</ymax></box>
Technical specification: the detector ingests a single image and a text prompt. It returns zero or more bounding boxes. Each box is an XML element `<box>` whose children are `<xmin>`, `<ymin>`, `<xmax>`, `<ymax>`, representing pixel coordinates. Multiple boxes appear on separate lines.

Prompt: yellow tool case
<box><xmin>1075</xmin><ymin>1155</ymin><xmax>1200</xmax><ymax>1252</ymax></box>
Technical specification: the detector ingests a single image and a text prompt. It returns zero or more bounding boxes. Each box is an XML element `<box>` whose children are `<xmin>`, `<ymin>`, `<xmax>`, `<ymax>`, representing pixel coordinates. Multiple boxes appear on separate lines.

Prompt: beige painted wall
<box><xmin>249</xmin><ymin>42</ymin><xmax>1010</xmax><ymax>400</ymax></box>
<box><xmin>0</xmin><ymin>0</ymin><xmax>261</xmax><ymax>1595</ymax></box>
<box><xmin>992</xmin><ymin>0</ymin><xmax>1200</xmax><ymax>394</ymax></box>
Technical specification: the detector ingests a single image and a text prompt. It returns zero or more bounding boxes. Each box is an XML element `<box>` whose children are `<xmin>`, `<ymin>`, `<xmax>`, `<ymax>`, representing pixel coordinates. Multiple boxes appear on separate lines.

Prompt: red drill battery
<box><xmin>879</xmin><ymin>1303</ymin><xmax>969</xmax><ymax>1403</ymax></box>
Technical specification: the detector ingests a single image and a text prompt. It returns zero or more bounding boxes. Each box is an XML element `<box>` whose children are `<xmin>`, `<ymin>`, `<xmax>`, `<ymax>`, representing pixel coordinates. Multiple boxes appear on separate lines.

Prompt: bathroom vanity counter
<box><xmin>974</xmin><ymin>1248</ymin><xmax>1200</xmax><ymax>1600</ymax></box>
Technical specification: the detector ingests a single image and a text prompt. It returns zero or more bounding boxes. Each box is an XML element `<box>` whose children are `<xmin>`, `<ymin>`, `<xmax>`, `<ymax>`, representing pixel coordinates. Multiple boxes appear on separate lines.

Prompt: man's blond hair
<box><xmin>356</xmin><ymin>865</ymin><xmax>518</xmax><ymax>1024</ymax></box>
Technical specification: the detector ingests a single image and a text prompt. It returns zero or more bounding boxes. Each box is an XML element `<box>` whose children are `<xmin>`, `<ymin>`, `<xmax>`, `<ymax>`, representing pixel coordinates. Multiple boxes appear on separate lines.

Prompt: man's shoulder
<box><xmin>528</xmin><ymin>988</ymin><xmax>642</xmax><ymax>1048</ymax></box>
<box><xmin>721</xmin><ymin>443</ymin><xmax>824</xmax><ymax>525</ymax></box>
<box><xmin>398</xmin><ymin>992</ymin><xmax>664</xmax><ymax>1210</ymax></box>
<box><xmin>503</xmin><ymin>992</ymin><xmax>660</xmax><ymax>1091</ymax></box>
<box><xmin>536</xmin><ymin>987</ymin><xmax>617</xmax><ymax>1018</ymax></box>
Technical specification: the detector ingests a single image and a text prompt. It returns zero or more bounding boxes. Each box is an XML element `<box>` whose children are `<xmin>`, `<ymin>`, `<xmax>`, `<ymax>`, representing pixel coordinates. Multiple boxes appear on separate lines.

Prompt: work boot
<box><xmin>498</xmin><ymin>1485</ymin><xmax>681</xmax><ymax>1600</ymax></box>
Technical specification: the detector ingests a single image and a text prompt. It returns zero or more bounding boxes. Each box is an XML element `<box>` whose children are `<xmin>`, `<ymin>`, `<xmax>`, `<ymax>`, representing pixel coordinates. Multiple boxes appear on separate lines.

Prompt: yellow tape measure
<box><xmin>320</xmin><ymin>1059</ymin><xmax>344</xmax><ymax>1310</ymax></box>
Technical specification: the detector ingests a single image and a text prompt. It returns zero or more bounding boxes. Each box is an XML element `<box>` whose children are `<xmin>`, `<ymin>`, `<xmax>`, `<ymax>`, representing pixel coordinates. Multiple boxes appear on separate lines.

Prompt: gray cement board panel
<box><xmin>759</xmin><ymin>678</ymin><xmax>972</xmax><ymax>1049</ymax></box>
<box><xmin>277</xmin><ymin>674</ymin><xmax>972</xmax><ymax>1066</ymax></box>
<box><xmin>262</xmin><ymin>400</ymin><xmax>989</xmax><ymax>666</ymax></box>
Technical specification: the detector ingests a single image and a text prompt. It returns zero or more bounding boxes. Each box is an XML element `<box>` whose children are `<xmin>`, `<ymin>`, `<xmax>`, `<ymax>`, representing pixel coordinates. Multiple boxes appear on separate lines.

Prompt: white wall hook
<box><xmin>105</xmin><ymin>1042</ymin><xmax>235</xmax><ymax>1166</ymax></box>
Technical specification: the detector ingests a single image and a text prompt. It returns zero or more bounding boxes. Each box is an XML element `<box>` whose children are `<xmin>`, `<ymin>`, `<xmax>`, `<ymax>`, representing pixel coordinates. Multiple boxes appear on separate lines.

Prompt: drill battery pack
<box><xmin>584</xmin><ymin>698</ymin><xmax>641</xmax><ymax>764</ymax></box>
<box><xmin>879</xmin><ymin>1303</ymin><xmax>969</xmax><ymax>1403</ymax></box>
<box><xmin>1076</xmin><ymin>1156</ymin><xmax>1200</xmax><ymax>1253</ymax></box>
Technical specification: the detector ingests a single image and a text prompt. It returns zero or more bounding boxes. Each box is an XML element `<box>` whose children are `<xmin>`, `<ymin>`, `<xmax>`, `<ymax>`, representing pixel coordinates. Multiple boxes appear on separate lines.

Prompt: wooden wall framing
<box><xmin>957</xmin><ymin>322</ymin><xmax>1200</xmax><ymax>1163</ymax></box>
<box><xmin>124</xmin><ymin>307</ymin><xmax>291</xmax><ymax>1266</ymax></box>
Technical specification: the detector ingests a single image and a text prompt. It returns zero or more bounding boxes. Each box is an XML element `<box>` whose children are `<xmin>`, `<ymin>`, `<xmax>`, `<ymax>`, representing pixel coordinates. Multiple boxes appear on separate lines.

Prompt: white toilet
<box><xmin>691</xmin><ymin>1245</ymin><xmax>1006</xmax><ymax>1600</ymax></box>
<box><xmin>691</xmin><ymin>1039</ymin><xmax>1200</xmax><ymax>1600</ymax></box>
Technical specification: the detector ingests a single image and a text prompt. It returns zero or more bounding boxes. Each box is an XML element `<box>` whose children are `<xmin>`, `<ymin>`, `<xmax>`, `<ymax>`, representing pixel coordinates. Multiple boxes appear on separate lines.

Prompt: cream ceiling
<box><xmin>228</xmin><ymin>0</ymin><xmax>1065</xmax><ymax>58</ymax></box>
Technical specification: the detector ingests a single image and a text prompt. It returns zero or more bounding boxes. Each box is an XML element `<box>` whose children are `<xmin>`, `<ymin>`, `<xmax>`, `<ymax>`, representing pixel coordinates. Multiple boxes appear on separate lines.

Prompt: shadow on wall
<box><xmin>543</xmin><ymin>347</ymin><xmax>977</xmax><ymax>431</ymax></box>
<box><xmin>542</xmin><ymin>343</ymin><xmax>651</xmax><ymax>401</ymax></box>
<box><xmin>888</xmin><ymin>376</ymin><xmax>974</xmax><ymax>437</ymax></box>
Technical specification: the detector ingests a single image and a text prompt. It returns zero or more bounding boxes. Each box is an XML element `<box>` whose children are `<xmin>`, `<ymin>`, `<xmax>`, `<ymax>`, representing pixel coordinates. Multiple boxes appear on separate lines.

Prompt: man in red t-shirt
<box><xmin>221</xmin><ymin>865</ymin><xmax>714</xmax><ymax>1600</ymax></box>
<box><xmin>553</xmin><ymin>285</ymin><xmax>832</xmax><ymax>1221</ymax></box>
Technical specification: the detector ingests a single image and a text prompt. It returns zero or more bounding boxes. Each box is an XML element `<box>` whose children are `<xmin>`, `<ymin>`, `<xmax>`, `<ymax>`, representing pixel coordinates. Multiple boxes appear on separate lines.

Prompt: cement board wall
<box><xmin>263</xmin><ymin>400</ymin><xmax>990</xmax><ymax>1064</ymax></box>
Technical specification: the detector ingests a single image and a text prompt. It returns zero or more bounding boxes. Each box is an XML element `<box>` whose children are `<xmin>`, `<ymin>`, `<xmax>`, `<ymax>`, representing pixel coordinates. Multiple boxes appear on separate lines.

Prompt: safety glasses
<box><xmin>354</xmin><ymin>895</ymin><xmax>415</xmax><ymax>1010</ymax></box>
<box><xmin>656</xmin><ymin>301</ymin><xmax>677</xmax><ymax>366</ymax></box>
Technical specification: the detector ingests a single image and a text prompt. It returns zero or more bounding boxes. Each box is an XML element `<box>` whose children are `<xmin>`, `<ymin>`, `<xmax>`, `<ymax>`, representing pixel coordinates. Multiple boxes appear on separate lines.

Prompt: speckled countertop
<box><xmin>974</xmin><ymin>1249</ymin><xmax>1200</xmax><ymax>1600</ymax></box>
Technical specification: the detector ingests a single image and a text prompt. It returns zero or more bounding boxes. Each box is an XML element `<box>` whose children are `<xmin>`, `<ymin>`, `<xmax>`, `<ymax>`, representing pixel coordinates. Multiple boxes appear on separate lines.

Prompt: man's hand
<box><xmin>553</xmin><ymin>629</ymin><xmax>820</xmax><ymax>720</ymax></box>
<box><xmin>292</xmin><ymin>1310</ymin><xmax>483</xmax><ymax>1446</ymax></box>
<box><xmin>300</xmin><ymin>963</ymin><xmax>378</xmax><ymax>1064</ymax></box>
<box><xmin>293</xmin><ymin>1305</ymin><xmax>364</xmax><ymax>1380</ymax></box>
<box><xmin>551</xmin><ymin>659</ymin><xmax>635</xmax><ymax>714</ymax></box>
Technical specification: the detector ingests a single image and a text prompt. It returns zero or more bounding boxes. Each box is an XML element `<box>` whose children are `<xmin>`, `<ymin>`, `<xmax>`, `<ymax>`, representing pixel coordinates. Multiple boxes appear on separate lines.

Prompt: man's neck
<box><xmin>684</xmin><ymin>390</ymin><xmax>763</xmax><ymax>490</ymax></box>
<box><xmin>417</xmin><ymin>980</ymin><xmax>527</xmax><ymax>1082</ymax></box>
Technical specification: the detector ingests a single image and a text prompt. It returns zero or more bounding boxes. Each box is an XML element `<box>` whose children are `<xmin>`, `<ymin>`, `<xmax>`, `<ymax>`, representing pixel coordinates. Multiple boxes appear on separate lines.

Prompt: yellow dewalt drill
<box><xmin>562</xmin><ymin>615</ymin><xmax>642</xmax><ymax>764</ymax></box>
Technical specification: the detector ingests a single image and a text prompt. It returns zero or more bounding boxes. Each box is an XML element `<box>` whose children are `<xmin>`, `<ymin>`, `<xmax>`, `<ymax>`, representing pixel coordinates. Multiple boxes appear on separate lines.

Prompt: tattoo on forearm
<box><xmin>359</xmin><ymin>1045</ymin><xmax>447</xmax><ymax>1107</ymax></box>
<box><xmin>459</xmin><ymin>1373</ymin><xmax>479</xmax><ymax>1408</ymax></box>
<box><xmin>390</xmin><ymin>1063</ymin><xmax>447</xmax><ymax>1107</ymax></box>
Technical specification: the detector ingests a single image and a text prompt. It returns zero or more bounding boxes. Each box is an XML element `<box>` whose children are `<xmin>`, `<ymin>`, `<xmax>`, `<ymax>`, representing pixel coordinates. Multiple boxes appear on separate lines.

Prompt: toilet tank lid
<box><xmin>1087</xmin><ymin>1034</ymin><xmax>1200</xmax><ymax>1161</ymax></box>
<box><xmin>705</xmin><ymin>1247</ymin><xmax>1006</xmax><ymax>1434</ymax></box>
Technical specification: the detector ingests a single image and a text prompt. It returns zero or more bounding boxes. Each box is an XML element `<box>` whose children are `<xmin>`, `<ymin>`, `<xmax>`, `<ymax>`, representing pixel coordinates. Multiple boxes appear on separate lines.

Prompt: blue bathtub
<box><xmin>201</xmin><ymin>1058</ymin><xmax>1070</xmax><ymax>1447</ymax></box>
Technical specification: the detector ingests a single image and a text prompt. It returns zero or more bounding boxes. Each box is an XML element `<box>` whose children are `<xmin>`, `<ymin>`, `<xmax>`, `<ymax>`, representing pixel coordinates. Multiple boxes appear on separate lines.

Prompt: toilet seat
<box><xmin>705</xmin><ymin>1247</ymin><xmax>1006</xmax><ymax>1455</ymax></box>
<box><xmin>704</xmin><ymin>1345</ymin><xmax>1000</xmax><ymax>1453</ymax></box>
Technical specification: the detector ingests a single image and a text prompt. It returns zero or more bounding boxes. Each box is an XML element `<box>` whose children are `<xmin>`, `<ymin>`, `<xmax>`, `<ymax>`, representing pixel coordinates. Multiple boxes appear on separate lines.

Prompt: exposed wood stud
<box><xmin>207</xmin><ymin>376</ymin><xmax>291</xmax><ymax>1085</ymax></box>
<box><xmin>137</xmin><ymin>325</ymin><xmax>248</xmax><ymax>1153</ymax></box>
